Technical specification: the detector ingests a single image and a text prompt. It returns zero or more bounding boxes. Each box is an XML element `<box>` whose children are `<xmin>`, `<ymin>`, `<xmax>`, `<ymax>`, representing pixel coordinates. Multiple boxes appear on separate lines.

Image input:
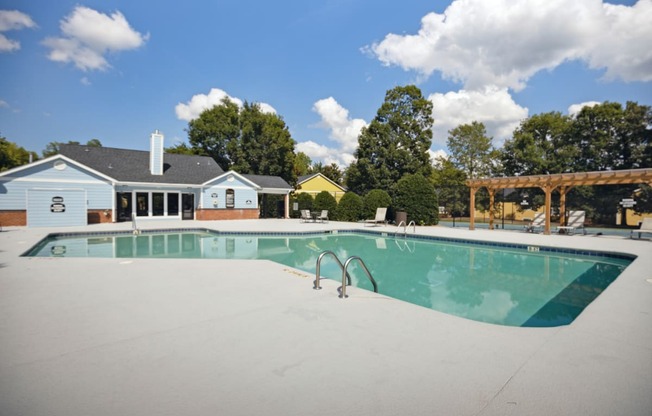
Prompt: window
<box><xmin>167</xmin><ymin>193</ymin><xmax>179</xmax><ymax>216</ymax></box>
<box><xmin>136</xmin><ymin>192</ymin><xmax>149</xmax><ymax>216</ymax></box>
<box><xmin>226</xmin><ymin>189</ymin><xmax>235</xmax><ymax>208</ymax></box>
<box><xmin>152</xmin><ymin>193</ymin><xmax>164</xmax><ymax>216</ymax></box>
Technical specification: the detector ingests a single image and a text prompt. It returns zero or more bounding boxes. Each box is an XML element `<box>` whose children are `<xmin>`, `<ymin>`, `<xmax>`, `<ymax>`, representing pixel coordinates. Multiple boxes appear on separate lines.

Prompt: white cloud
<box><xmin>312</xmin><ymin>97</ymin><xmax>367</xmax><ymax>154</ymax></box>
<box><xmin>367</xmin><ymin>0</ymin><xmax>652</xmax><ymax>89</ymax></box>
<box><xmin>429</xmin><ymin>149</ymin><xmax>448</xmax><ymax>164</ymax></box>
<box><xmin>428</xmin><ymin>86</ymin><xmax>528</xmax><ymax>146</ymax></box>
<box><xmin>568</xmin><ymin>101</ymin><xmax>600</xmax><ymax>116</ymax></box>
<box><xmin>0</xmin><ymin>10</ymin><xmax>36</xmax><ymax>52</ymax></box>
<box><xmin>42</xmin><ymin>6</ymin><xmax>148</xmax><ymax>71</ymax></box>
<box><xmin>0</xmin><ymin>99</ymin><xmax>9</xmax><ymax>108</ymax></box>
<box><xmin>175</xmin><ymin>88</ymin><xmax>276</xmax><ymax>122</ymax></box>
<box><xmin>80</xmin><ymin>76</ymin><xmax>91</xmax><ymax>86</ymax></box>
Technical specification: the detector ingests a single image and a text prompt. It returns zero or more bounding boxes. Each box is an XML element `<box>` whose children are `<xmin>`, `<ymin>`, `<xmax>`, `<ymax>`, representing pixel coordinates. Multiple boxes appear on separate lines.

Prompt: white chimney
<box><xmin>150</xmin><ymin>130</ymin><xmax>164</xmax><ymax>175</ymax></box>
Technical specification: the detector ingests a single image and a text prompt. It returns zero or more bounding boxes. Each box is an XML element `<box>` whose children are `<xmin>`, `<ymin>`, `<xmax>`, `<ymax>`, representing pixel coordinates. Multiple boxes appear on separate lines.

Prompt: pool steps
<box><xmin>314</xmin><ymin>250</ymin><xmax>378</xmax><ymax>298</ymax></box>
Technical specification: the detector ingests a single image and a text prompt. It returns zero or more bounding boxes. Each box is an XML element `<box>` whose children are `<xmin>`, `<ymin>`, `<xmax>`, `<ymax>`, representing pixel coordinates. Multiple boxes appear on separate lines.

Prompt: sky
<box><xmin>1</xmin><ymin>0</ymin><xmax>651</xmax><ymax>167</ymax></box>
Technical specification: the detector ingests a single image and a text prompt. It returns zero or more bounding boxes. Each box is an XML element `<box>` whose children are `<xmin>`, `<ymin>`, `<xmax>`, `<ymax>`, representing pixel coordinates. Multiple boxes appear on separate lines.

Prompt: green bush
<box><xmin>334</xmin><ymin>192</ymin><xmax>363</xmax><ymax>222</ymax></box>
<box><xmin>294</xmin><ymin>193</ymin><xmax>313</xmax><ymax>217</ymax></box>
<box><xmin>313</xmin><ymin>191</ymin><xmax>337</xmax><ymax>215</ymax></box>
<box><xmin>393</xmin><ymin>173</ymin><xmax>439</xmax><ymax>225</ymax></box>
<box><xmin>363</xmin><ymin>189</ymin><xmax>392</xmax><ymax>219</ymax></box>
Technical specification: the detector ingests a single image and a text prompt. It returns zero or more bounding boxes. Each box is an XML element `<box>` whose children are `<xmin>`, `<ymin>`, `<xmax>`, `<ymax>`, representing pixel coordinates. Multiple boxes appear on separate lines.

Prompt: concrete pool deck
<box><xmin>0</xmin><ymin>219</ymin><xmax>650</xmax><ymax>416</ymax></box>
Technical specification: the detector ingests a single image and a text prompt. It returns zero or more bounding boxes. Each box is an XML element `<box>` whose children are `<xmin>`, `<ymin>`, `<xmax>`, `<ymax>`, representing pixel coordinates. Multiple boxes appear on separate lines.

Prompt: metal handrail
<box><xmin>131</xmin><ymin>213</ymin><xmax>141</xmax><ymax>235</ymax></box>
<box><xmin>340</xmin><ymin>256</ymin><xmax>378</xmax><ymax>298</ymax></box>
<box><xmin>314</xmin><ymin>250</ymin><xmax>352</xmax><ymax>290</ymax></box>
<box><xmin>407</xmin><ymin>220</ymin><xmax>416</xmax><ymax>234</ymax></box>
<box><xmin>395</xmin><ymin>220</ymin><xmax>406</xmax><ymax>237</ymax></box>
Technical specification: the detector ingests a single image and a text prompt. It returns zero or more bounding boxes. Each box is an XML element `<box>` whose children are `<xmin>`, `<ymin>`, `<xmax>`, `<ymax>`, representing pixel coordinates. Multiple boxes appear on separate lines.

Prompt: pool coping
<box><xmin>1</xmin><ymin>219</ymin><xmax>650</xmax><ymax>416</ymax></box>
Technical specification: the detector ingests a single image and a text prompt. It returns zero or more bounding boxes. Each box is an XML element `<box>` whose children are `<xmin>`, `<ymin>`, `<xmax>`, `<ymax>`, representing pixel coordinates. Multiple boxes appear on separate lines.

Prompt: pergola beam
<box><xmin>466</xmin><ymin>168</ymin><xmax>652</xmax><ymax>235</ymax></box>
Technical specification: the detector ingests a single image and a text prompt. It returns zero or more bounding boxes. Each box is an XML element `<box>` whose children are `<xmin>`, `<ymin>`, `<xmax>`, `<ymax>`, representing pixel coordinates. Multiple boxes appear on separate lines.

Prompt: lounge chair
<box><xmin>524</xmin><ymin>212</ymin><xmax>545</xmax><ymax>233</ymax></box>
<box><xmin>300</xmin><ymin>209</ymin><xmax>312</xmax><ymax>223</ymax></box>
<box><xmin>557</xmin><ymin>210</ymin><xmax>586</xmax><ymax>235</ymax></box>
<box><xmin>317</xmin><ymin>210</ymin><xmax>328</xmax><ymax>223</ymax></box>
<box><xmin>631</xmin><ymin>217</ymin><xmax>652</xmax><ymax>239</ymax></box>
<box><xmin>364</xmin><ymin>207</ymin><xmax>387</xmax><ymax>227</ymax></box>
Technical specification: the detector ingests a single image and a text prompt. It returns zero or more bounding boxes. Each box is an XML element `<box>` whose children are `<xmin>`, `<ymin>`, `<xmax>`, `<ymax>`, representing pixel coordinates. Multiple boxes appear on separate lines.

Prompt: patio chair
<box><xmin>631</xmin><ymin>217</ymin><xmax>652</xmax><ymax>239</ymax></box>
<box><xmin>524</xmin><ymin>212</ymin><xmax>545</xmax><ymax>233</ymax></box>
<box><xmin>317</xmin><ymin>210</ymin><xmax>329</xmax><ymax>223</ymax></box>
<box><xmin>557</xmin><ymin>210</ymin><xmax>586</xmax><ymax>235</ymax></box>
<box><xmin>364</xmin><ymin>207</ymin><xmax>387</xmax><ymax>227</ymax></box>
<box><xmin>300</xmin><ymin>210</ymin><xmax>312</xmax><ymax>223</ymax></box>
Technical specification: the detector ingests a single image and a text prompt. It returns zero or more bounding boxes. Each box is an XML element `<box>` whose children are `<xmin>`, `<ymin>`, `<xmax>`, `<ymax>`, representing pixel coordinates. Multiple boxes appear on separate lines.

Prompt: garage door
<box><xmin>27</xmin><ymin>189</ymin><xmax>87</xmax><ymax>227</ymax></box>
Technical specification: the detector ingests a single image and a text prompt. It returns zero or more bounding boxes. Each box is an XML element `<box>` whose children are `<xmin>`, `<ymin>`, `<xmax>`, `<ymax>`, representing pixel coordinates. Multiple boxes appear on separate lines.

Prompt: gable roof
<box><xmin>243</xmin><ymin>174</ymin><xmax>292</xmax><ymax>192</ymax></box>
<box><xmin>59</xmin><ymin>144</ymin><xmax>224</xmax><ymax>185</ymax></box>
<box><xmin>296</xmin><ymin>172</ymin><xmax>346</xmax><ymax>191</ymax></box>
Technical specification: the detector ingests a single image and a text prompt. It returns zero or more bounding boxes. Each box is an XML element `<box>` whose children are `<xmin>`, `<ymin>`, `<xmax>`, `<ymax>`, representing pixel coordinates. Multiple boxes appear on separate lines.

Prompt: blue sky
<box><xmin>1</xmin><ymin>0</ymin><xmax>650</xmax><ymax>166</ymax></box>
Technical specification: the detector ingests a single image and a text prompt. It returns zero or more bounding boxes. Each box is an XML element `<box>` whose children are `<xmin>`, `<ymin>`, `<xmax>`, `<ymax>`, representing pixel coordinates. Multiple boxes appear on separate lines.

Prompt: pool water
<box><xmin>25</xmin><ymin>230</ymin><xmax>633</xmax><ymax>327</ymax></box>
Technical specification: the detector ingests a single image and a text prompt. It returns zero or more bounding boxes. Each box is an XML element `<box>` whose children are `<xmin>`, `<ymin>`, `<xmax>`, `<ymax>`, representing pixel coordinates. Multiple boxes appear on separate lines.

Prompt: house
<box><xmin>295</xmin><ymin>172</ymin><xmax>346</xmax><ymax>202</ymax></box>
<box><xmin>0</xmin><ymin>131</ymin><xmax>293</xmax><ymax>227</ymax></box>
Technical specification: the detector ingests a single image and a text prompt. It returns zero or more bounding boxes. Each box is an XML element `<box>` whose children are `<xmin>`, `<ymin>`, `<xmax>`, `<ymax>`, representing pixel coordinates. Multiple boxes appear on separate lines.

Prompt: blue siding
<box><xmin>203</xmin><ymin>174</ymin><xmax>258</xmax><ymax>209</ymax></box>
<box><xmin>27</xmin><ymin>189</ymin><xmax>87</xmax><ymax>227</ymax></box>
<box><xmin>0</xmin><ymin>158</ymin><xmax>113</xmax><ymax>210</ymax></box>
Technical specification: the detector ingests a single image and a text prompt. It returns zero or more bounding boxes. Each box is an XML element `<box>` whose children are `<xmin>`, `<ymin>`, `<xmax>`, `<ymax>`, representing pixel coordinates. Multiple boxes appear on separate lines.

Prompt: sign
<box><xmin>50</xmin><ymin>203</ymin><xmax>66</xmax><ymax>212</ymax></box>
<box><xmin>52</xmin><ymin>196</ymin><xmax>64</xmax><ymax>203</ymax></box>
<box><xmin>619</xmin><ymin>198</ymin><xmax>636</xmax><ymax>208</ymax></box>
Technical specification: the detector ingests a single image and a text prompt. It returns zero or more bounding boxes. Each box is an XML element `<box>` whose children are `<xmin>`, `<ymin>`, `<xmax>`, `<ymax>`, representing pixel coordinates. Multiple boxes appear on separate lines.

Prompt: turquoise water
<box><xmin>25</xmin><ymin>230</ymin><xmax>632</xmax><ymax>327</ymax></box>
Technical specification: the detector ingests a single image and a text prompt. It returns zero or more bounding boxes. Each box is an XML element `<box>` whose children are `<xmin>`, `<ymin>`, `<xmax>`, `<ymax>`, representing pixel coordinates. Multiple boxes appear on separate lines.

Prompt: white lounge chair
<box><xmin>631</xmin><ymin>217</ymin><xmax>652</xmax><ymax>239</ymax></box>
<box><xmin>524</xmin><ymin>212</ymin><xmax>545</xmax><ymax>233</ymax></box>
<box><xmin>300</xmin><ymin>210</ymin><xmax>312</xmax><ymax>223</ymax></box>
<box><xmin>557</xmin><ymin>210</ymin><xmax>586</xmax><ymax>235</ymax></box>
<box><xmin>317</xmin><ymin>210</ymin><xmax>328</xmax><ymax>223</ymax></box>
<box><xmin>364</xmin><ymin>207</ymin><xmax>387</xmax><ymax>227</ymax></box>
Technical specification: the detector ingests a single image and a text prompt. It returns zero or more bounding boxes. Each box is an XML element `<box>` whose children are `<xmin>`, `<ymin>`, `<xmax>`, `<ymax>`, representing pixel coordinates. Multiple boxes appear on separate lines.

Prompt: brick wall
<box><xmin>0</xmin><ymin>210</ymin><xmax>27</xmax><ymax>226</ymax></box>
<box><xmin>88</xmin><ymin>209</ymin><xmax>114</xmax><ymax>224</ymax></box>
<box><xmin>196</xmin><ymin>209</ymin><xmax>259</xmax><ymax>220</ymax></box>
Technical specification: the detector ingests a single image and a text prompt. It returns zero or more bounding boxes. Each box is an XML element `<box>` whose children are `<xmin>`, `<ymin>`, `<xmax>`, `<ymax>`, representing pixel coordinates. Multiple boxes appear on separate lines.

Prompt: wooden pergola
<box><xmin>466</xmin><ymin>168</ymin><xmax>652</xmax><ymax>235</ymax></box>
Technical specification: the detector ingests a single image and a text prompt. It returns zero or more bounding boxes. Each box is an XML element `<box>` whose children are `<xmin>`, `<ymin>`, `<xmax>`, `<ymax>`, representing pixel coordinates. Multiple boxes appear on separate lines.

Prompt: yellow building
<box><xmin>295</xmin><ymin>173</ymin><xmax>347</xmax><ymax>202</ymax></box>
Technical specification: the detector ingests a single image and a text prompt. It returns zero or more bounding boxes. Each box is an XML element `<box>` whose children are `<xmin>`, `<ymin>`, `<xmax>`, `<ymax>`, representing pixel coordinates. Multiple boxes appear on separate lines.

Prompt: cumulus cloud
<box><xmin>0</xmin><ymin>10</ymin><xmax>36</xmax><ymax>52</ymax></box>
<box><xmin>296</xmin><ymin>140</ymin><xmax>356</xmax><ymax>168</ymax></box>
<box><xmin>42</xmin><ymin>6</ymin><xmax>148</xmax><ymax>71</ymax></box>
<box><xmin>428</xmin><ymin>86</ymin><xmax>528</xmax><ymax>146</ymax></box>
<box><xmin>312</xmin><ymin>97</ymin><xmax>367</xmax><ymax>153</ymax></box>
<box><xmin>367</xmin><ymin>0</ymin><xmax>652</xmax><ymax>90</ymax></box>
<box><xmin>568</xmin><ymin>101</ymin><xmax>600</xmax><ymax>116</ymax></box>
<box><xmin>175</xmin><ymin>88</ymin><xmax>276</xmax><ymax>122</ymax></box>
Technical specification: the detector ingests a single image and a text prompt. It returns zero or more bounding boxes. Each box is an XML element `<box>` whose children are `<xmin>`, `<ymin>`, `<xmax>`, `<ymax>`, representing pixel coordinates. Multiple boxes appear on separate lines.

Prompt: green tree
<box><xmin>431</xmin><ymin>156</ymin><xmax>468</xmax><ymax>217</ymax></box>
<box><xmin>394</xmin><ymin>173</ymin><xmax>439</xmax><ymax>225</ymax></box>
<box><xmin>187</xmin><ymin>100</ymin><xmax>296</xmax><ymax>183</ymax></box>
<box><xmin>447</xmin><ymin>121</ymin><xmax>498</xmax><ymax>179</ymax></box>
<box><xmin>501</xmin><ymin>112</ymin><xmax>574</xmax><ymax>176</ymax></box>
<box><xmin>0</xmin><ymin>136</ymin><xmax>38</xmax><ymax>171</ymax></box>
<box><xmin>313</xmin><ymin>191</ymin><xmax>337</xmax><ymax>215</ymax></box>
<box><xmin>187</xmin><ymin>97</ymin><xmax>241</xmax><ymax>170</ymax></box>
<box><xmin>165</xmin><ymin>142</ymin><xmax>199</xmax><ymax>155</ymax></box>
<box><xmin>334</xmin><ymin>191</ymin><xmax>363</xmax><ymax>222</ymax></box>
<box><xmin>347</xmin><ymin>85</ymin><xmax>434</xmax><ymax>194</ymax></box>
<box><xmin>293</xmin><ymin>152</ymin><xmax>312</xmax><ymax>179</ymax></box>
<box><xmin>362</xmin><ymin>189</ymin><xmax>392</xmax><ymax>220</ymax></box>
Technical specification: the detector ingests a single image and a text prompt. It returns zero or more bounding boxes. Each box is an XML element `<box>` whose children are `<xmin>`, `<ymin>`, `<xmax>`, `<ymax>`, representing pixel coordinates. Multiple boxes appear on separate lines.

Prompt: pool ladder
<box><xmin>131</xmin><ymin>213</ymin><xmax>141</xmax><ymax>235</ymax></box>
<box><xmin>313</xmin><ymin>250</ymin><xmax>378</xmax><ymax>298</ymax></box>
<box><xmin>395</xmin><ymin>220</ymin><xmax>416</xmax><ymax>237</ymax></box>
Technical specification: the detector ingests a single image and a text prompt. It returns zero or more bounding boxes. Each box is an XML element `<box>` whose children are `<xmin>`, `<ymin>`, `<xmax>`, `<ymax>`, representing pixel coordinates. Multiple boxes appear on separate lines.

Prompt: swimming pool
<box><xmin>24</xmin><ymin>229</ymin><xmax>633</xmax><ymax>327</ymax></box>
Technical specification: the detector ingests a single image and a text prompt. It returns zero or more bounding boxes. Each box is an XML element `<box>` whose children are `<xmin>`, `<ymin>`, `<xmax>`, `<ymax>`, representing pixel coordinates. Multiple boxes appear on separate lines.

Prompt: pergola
<box><xmin>466</xmin><ymin>168</ymin><xmax>652</xmax><ymax>235</ymax></box>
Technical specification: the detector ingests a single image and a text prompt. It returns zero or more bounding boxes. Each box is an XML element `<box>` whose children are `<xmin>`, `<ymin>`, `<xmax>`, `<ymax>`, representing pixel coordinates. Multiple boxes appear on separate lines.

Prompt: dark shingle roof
<box><xmin>243</xmin><ymin>174</ymin><xmax>292</xmax><ymax>190</ymax></box>
<box><xmin>59</xmin><ymin>144</ymin><xmax>224</xmax><ymax>185</ymax></box>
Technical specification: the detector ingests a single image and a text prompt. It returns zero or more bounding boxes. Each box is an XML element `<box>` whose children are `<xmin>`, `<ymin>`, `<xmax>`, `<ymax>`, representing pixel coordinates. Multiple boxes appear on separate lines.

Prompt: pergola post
<box><xmin>469</xmin><ymin>187</ymin><xmax>478</xmax><ymax>230</ymax></box>
<box><xmin>488</xmin><ymin>188</ymin><xmax>496</xmax><ymax>230</ymax></box>
<box><xmin>542</xmin><ymin>184</ymin><xmax>554</xmax><ymax>235</ymax></box>
<box><xmin>558</xmin><ymin>186</ymin><xmax>572</xmax><ymax>226</ymax></box>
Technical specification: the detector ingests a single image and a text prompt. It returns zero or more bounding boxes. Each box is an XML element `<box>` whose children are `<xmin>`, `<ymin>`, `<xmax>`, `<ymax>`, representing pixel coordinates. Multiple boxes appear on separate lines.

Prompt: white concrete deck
<box><xmin>0</xmin><ymin>219</ymin><xmax>650</xmax><ymax>416</ymax></box>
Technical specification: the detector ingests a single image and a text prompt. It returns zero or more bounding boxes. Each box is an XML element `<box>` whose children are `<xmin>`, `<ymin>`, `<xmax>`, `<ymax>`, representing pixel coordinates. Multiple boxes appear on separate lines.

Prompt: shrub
<box><xmin>363</xmin><ymin>189</ymin><xmax>392</xmax><ymax>219</ymax></box>
<box><xmin>295</xmin><ymin>193</ymin><xmax>314</xmax><ymax>216</ymax></box>
<box><xmin>313</xmin><ymin>191</ymin><xmax>337</xmax><ymax>215</ymax></box>
<box><xmin>334</xmin><ymin>192</ymin><xmax>363</xmax><ymax>222</ymax></box>
<box><xmin>393</xmin><ymin>173</ymin><xmax>439</xmax><ymax>225</ymax></box>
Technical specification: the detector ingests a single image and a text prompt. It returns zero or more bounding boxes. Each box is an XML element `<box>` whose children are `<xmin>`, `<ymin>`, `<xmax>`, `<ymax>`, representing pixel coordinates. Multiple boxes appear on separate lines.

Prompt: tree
<box><xmin>362</xmin><ymin>189</ymin><xmax>392</xmax><ymax>220</ymax></box>
<box><xmin>447</xmin><ymin>121</ymin><xmax>498</xmax><ymax>179</ymax></box>
<box><xmin>187</xmin><ymin>100</ymin><xmax>296</xmax><ymax>183</ymax></box>
<box><xmin>346</xmin><ymin>85</ymin><xmax>434</xmax><ymax>194</ymax></box>
<box><xmin>293</xmin><ymin>152</ymin><xmax>312</xmax><ymax>179</ymax></box>
<box><xmin>313</xmin><ymin>191</ymin><xmax>337</xmax><ymax>214</ymax></box>
<box><xmin>393</xmin><ymin>173</ymin><xmax>439</xmax><ymax>225</ymax></box>
<box><xmin>42</xmin><ymin>139</ymin><xmax>102</xmax><ymax>157</ymax></box>
<box><xmin>431</xmin><ymin>156</ymin><xmax>468</xmax><ymax>217</ymax></box>
<box><xmin>334</xmin><ymin>191</ymin><xmax>363</xmax><ymax>222</ymax></box>
<box><xmin>0</xmin><ymin>136</ymin><xmax>38</xmax><ymax>171</ymax></box>
<box><xmin>310</xmin><ymin>162</ymin><xmax>344</xmax><ymax>184</ymax></box>
<box><xmin>501</xmin><ymin>112</ymin><xmax>574</xmax><ymax>176</ymax></box>
<box><xmin>187</xmin><ymin>97</ymin><xmax>240</xmax><ymax>170</ymax></box>
<box><xmin>165</xmin><ymin>142</ymin><xmax>199</xmax><ymax>155</ymax></box>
